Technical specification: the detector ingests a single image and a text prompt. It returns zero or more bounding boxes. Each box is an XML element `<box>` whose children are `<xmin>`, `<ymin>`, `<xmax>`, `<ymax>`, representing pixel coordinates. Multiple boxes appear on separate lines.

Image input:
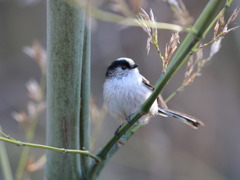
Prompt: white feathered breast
<box><xmin>103</xmin><ymin>69</ymin><xmax>158</xmax><ymax>124</ymax></box>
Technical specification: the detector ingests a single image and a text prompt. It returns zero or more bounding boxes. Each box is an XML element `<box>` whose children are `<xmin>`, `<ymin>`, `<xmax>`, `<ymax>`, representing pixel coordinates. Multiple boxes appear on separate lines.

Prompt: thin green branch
<box><xmin>88</xmin><ymin>0</ymin><xmax>230</xmax><ymax>179</ymax></box>
<box><xmin>165</xmin><ymin>84</ymin><xmax>185</xmax><ymax>103</ymax></box>
<box><xmin>80</xmin><ymin>2</ymin><xmax>91</xmax><ymax>177</ymax></box>
<box><xmin>153</xmin><ymin>41</ymin><xmax>164</xmax><ymax>62</ymax></box>
<box><xmin>0</xmin><ymin>136</ymin><xmax>100</xmax><ymax>162</ymax></box>
<box><xmin>0</xmin><ymin>129</ymin><xmax>15</xmax><ymax>140</ymax></box>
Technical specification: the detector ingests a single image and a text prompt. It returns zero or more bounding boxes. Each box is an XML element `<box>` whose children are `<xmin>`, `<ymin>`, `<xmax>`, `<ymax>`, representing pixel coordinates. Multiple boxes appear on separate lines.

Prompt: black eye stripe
<box><xmin>105</xmin><ymin>59</ymin><xmax>137</xmax><ymax>78</ymax></box>
<box><xmin>107</xmin><ymin>60</ymin><xmax>131</xmax><ymax>71</ymax></box>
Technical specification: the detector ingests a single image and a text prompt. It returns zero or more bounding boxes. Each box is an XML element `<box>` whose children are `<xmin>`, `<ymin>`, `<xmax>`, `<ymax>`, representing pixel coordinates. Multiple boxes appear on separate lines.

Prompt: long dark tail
<box><xmin>158</xmin><ymin>107</ymin><xmax>205</xmax><ymax>129</ymax></box>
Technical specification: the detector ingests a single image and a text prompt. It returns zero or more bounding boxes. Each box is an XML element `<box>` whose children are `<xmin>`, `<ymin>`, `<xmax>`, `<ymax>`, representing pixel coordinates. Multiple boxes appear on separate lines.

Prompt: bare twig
<box><xmin>0</xmin><ymin>133</ymin><xmax>100</xmax><ymax>162</ymax></box>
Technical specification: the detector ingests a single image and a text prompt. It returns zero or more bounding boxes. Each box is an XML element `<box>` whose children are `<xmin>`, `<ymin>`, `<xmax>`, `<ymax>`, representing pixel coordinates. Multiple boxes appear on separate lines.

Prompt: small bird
<box><xmin>103</xmin><ymin>57</ymin><xmax>204</xmax><ymax>129</ymax></box>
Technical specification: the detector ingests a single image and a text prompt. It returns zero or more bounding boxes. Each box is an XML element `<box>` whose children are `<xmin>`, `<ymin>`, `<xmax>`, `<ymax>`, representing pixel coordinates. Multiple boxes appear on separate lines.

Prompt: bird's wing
<box><xmin>141</xmin><ymin>76</ymin><xmax>154</xmax><ymax>90</ymax></box>
<box><xmin>141</xmin><ymin>76</ymin><xmax>168</xmax><ymax>109</ymax></box>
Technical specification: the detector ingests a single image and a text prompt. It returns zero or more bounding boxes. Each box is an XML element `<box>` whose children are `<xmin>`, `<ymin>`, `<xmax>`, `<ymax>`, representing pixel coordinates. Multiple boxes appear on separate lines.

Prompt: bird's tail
<box><xmin>158</xmin><ymin>107</ymin><xmax>205</xmax><ymax>129</ymax></box>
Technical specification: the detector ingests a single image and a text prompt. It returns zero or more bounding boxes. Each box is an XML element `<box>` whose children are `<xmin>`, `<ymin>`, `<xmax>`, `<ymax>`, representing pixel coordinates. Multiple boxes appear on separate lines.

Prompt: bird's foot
<box><xmin>114</xmin><ymin>123</ymin><xmax>124</xmax><ymax>138</ymax></box>
<box><xmin>126</xmin><ymin>113</ymin><xmax>140</xmax><ymax>126</ymax></box>
<box><xmin>126</xmin><ymin>113</ymin><xmax>135</xmax><ymax>123</ymax></box>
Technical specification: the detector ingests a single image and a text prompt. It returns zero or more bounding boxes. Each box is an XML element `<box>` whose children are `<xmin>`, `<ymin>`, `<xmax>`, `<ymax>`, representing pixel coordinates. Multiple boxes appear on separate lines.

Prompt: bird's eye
<box><xmin>121</xmin><ymin>66</ymin><xmax>127</xmax><ymax>70</ymax></box>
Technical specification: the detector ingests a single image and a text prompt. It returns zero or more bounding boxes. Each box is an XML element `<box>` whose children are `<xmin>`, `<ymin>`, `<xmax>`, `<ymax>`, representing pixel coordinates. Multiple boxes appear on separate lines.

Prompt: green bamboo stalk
<box><xmin>0</xmin><ymin>126</ymin><xmax>13</xmax><ymax>180</ymax></box>
<box><xmin>88</xmin><ymin>0</ymin><xmax>229</xmax><ymax>179</ymax></box>
<box><xmin>80</xmin><ymin>4</ymin><xmax>91</xmax><ymax>177</ymax></box>
<box><xmin>46</xmin><ymin>0</ymin><xmax>85</xmax><ymax>179</ymax></box>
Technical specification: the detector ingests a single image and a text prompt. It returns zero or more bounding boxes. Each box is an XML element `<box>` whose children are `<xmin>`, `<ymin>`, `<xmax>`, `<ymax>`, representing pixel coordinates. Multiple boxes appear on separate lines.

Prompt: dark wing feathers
<box><xmin>141</xmin><ymin>76</ymin><xmax>168</xmax><ymax>109</ymax></box>
<box><xmin>141</xmin><ymin>76</ymin><xmax>154</xmax><ymax>90</ymax></box>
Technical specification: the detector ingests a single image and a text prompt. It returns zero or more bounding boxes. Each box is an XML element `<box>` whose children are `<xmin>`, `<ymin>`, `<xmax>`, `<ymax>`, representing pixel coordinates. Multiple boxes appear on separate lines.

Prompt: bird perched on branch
<box><xmin>103</xmin><ymin>57</ymin><xmax>204</xmax><ymax>129</ymax></box>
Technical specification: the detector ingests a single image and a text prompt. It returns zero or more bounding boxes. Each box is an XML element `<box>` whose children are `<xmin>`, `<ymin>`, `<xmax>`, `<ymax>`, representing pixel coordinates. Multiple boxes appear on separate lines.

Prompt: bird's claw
<box><xmin>114</xmin><ymin>123</ymin><xmax>123</xmax><ymax>138</ymax></box>
<box><xmin>126</xmin><ymin>113</ymin><xmax>139</xmax><ymax>126</ymax></box>
<box><xmin>126</xmin><ymin>113</ymin><xmax>135</xmax><ymax>123</ymax></box>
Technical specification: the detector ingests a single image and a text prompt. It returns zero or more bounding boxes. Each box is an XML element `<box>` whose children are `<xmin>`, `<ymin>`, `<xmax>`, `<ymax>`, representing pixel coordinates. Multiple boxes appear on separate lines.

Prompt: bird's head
<box><xmin>105</xmin><ymin>57</ymin><xmax>139</xmax><ymax>78</ymax></box>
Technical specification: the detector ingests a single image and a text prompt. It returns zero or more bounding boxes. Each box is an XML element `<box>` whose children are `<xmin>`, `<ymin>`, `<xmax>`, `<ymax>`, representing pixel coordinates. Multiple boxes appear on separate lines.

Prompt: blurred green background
<box><xmin>0</xmin><ymin>0</ymin><xmax>240</xmax><ymax>180</ymax></box>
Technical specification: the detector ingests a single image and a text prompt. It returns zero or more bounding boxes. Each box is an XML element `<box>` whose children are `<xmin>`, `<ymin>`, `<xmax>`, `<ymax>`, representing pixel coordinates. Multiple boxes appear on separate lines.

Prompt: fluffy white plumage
<box><xmin>103</xmin><ymin>57</ymin><xmax>158</xmax><ymax>124</ymax></box>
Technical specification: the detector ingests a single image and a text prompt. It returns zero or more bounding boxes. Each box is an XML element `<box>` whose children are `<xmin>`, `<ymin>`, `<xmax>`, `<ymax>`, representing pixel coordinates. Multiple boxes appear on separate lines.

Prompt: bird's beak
<box><xmin>132</xmin><ymin>64</ymin><xmax>138</xmax><ymax>69</ymax></box>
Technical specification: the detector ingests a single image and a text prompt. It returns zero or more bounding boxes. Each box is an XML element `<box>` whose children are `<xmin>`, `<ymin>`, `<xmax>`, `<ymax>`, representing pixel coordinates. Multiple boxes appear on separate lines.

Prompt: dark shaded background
<box><xmin>0</xmin><ymin>0</ymin><xmax>240</xmax><ymax>180</ymax></box>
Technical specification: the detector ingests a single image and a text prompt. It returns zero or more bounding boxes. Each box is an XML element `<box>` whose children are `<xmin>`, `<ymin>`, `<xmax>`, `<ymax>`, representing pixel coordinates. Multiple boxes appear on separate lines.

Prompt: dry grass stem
<box><xmin>183</xmin><ymin>49</ymin><xmax>202</xmax><ymax>86</ymax></box>
<box><xmin>137</xmin><ymin>8</ymin><xmax>181</xmax><ymax>73</ymax></box>
<box><xmin>163</xmin><ymin>32</ymin><xmax>180</xmax><ymax>73</ymax></box>
<box><xmin>193</xmin><ymin>8</ymin><xmax>239</xmax><ymax>54</ymax></box>
<box><xmin>137</xmin><ymin>8</ymin><xmax>167</xmax><ymax>65</ymax></box>
<box><xmin>225</xmin><ymin>8</ymin><xmax>240</xmax><ymax>29</ymax></box>
<box><xmin>221</xmin><ymin>7</ymin><xmax>240</xmax><ymax>34</ymax></box>
<box><xmin>137</xmin><ymin>8</ymin><xmax>155</xmax><ymax>54</ymax></box>
<box><xmin>219</xmin><ymin>11</ymin><xmax>225</xmax><ymax>30</ymax></box>
<box><xmin>185</xmin><ymin>55</ymin><xmax>194</xmax><ymax>78</ymax></box>
<box><xmin>213</xmin><ymin>20</ymin><xmax>220</xmax><ymax>40</ymax></box>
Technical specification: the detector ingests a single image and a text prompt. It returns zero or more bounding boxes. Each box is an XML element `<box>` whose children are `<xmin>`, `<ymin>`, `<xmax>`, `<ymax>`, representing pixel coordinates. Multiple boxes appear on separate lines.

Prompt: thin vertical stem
<box><xmin>80</xmin><ymin>3</ymin><xmax>91</xmax><ymax>177</ymax></box>
<box><xmin>0</xmin><ymin>126</ymin><xmax>13</xmax><ymax>180</ymax></box>
<box><xmin>16</xmin><ymin>109</ymin><xmax>41</xmax><ymax>179</ymax></box>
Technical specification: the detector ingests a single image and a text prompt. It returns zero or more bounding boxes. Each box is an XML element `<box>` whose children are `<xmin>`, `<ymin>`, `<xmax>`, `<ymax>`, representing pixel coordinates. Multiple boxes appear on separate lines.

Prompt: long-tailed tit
<box><xmin>103</xmin><ymin>57</ymin><xmax>204</xmax><ymax>128</ymax></box>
